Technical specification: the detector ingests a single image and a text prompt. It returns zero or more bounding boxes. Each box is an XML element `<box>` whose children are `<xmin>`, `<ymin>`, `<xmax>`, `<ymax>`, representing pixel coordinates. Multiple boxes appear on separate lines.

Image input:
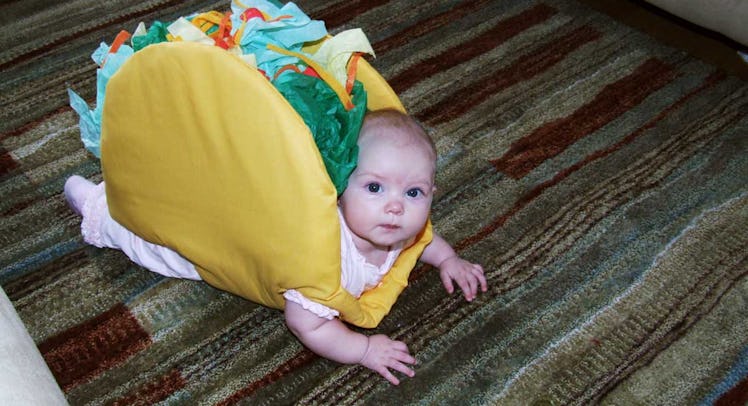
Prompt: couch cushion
<box><xmin>646</xmin><ymin>0</ymin><xmax>748</xmax><ymax>46</ymax></box>
<box><xmin>0</xmin><ymin>288</ymin><xmax>67</xmax><ymax>404</ymax></box>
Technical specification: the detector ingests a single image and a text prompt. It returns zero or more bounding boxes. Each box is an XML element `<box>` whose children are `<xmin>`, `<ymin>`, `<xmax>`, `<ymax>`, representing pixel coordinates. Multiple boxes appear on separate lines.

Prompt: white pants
<box><xmin>80</xmin><ymin>182</ymin><xmax>202</xmax><ymax>280</ymax></box>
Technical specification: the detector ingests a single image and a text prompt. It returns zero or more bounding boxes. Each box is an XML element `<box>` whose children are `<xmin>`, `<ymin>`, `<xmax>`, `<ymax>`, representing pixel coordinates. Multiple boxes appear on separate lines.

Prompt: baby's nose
<box><xmin>385</xmin><ymin>199</ymin><xmax>404</xmax><ymax>215</ymax></box>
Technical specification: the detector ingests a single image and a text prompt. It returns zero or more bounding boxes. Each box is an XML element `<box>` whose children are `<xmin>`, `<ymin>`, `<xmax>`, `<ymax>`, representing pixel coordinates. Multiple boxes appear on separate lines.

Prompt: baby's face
<box><xmin>339</xmin><ymin>132</ymin><xmax>435</xmax><ymax>253</ymax></box>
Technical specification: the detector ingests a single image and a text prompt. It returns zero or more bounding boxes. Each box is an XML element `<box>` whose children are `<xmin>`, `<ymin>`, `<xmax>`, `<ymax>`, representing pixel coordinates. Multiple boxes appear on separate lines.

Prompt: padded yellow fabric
<box><xmin>355</xmin><ymin>59</ymin><xmax>406</xmax><ymax>113</ymax></box>
<box><xmin>101</xmin><ymin>41</ymin><xmax>429</xmax><ymax>328</ymax></box>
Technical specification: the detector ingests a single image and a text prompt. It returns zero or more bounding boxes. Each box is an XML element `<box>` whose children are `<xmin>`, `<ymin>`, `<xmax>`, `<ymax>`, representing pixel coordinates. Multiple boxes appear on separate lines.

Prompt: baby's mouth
<box><xmin>379</xmin><ymin>224</ymin><xmax>401</xmax><ymax>230</ymax></box>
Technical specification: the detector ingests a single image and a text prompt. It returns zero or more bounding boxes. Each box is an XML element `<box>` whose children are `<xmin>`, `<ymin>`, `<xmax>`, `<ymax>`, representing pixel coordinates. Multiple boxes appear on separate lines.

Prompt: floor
<box><xmin>577</xmin><ymin>0</ymin><xmax>748</xmax><ymax>80</ymax></box>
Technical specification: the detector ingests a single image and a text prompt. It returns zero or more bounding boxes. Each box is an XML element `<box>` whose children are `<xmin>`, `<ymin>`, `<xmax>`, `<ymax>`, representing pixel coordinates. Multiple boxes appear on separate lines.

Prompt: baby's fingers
<box><xmin>389</xmin><ymin>358</ymin><xmax>416</xmax><ymax>378</ymax></box>
<box><xmin>386</xmin><ymin>340</ymin><xmax>416</xmax><ymax>368</ymax></box>
<box><xmin>387</xmin><ymin>350</ymin><xmax>416</xmax><ymax>383</ymax></box>
<box><xmin>392</xmin><ymin>347</ymin><xmax>417</xmax><ymax>367</ymax></box>
<box><xmin>473</xmin><ymin>265</ymin><xmax>488</xmax><ymax>292</ymax></box>
<box><xmin>376</xmin><ymin>365</ymin><xmax>402</xmax><ymax>385</ymax></box>
<box><xmin>439</xmin><ymin>272</ymin><xmax>455</xmax><ymax>294</ymax></box>
<box><xmin>375</xmin><ymin>356</ymin><xmax>415</xmax><ymax>385</ymax></box>
<box><xmin>452</xmin><ymin>272</ymin><xmax>477</xmax><ymax>301</ymax></box>
<box><xmin>390</xmin><ymin>339</ymin><xmax>411</xmax><ymax>353</ymax></box>
<box><xmin>365</xmin><ymin>336</ymin><xmax>416</xmax><ymax>385</ymax></box>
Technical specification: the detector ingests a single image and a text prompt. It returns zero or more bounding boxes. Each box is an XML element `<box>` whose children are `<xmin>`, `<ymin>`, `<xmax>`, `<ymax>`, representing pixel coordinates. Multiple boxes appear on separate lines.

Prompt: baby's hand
<box><xmin>438</xmin><ymin>257</ymin><xmax>487</xmax><ymax>301</ymax></box>
<box><xmin>359</xmin><ymin>334</ymin><xmax>416</xmax><ymax>385</ymax></box>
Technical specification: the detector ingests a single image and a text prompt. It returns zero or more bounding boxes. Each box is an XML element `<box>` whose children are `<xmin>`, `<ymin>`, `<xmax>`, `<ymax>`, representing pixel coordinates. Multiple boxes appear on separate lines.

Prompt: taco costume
<box><xmin>68</xmin><ymin>0</ymin><xmax>431</xmax><ymax>328</ymax></box>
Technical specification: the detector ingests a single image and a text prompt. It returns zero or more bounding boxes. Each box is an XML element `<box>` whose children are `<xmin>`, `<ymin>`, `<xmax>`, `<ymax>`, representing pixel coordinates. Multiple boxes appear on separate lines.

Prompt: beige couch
<box><xmin>1</xmin><ymin>287</ymin><xmax>67</xmax><ymax>405</ymax></box>
<box><xmin>645</xmin><ymin>0</ymin><xmax>748</xmax><ymax>46</ymax></box>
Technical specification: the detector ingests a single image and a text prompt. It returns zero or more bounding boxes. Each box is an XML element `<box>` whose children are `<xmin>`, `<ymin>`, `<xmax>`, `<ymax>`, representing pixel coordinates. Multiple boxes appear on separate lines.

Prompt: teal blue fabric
<box><xmin>68</xmin><ymin>42</ymin><xmax>134</xmax><ymax>157</ymax></box>
<box><xmin>229</xmin><ymin>0</ymin><xmax>327</xmax><ymax>78</ymax></box>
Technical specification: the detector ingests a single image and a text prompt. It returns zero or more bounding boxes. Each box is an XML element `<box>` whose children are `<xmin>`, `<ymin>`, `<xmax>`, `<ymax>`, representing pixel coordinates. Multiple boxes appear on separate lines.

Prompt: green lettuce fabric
<box><xmin>273</xmin><ymin>72</ymin><xmax>366</xmax><ymax>195</ymax></box>
<box><xmin>132</xmin><ymin>21</ymin><xmax>170</xmax><ymax>52</ymax></box>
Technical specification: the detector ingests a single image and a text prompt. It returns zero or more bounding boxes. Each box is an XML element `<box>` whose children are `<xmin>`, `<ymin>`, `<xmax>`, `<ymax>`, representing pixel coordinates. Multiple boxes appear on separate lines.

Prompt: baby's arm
<box><xmin>284</xmin><ymin>300</ymin><xmax>416</xmax><ymax>385</ymax></box>
<box><xmin>420</xmin><ymin>234</ymin><xmax>487</xmax><ymax>301</ymax></box>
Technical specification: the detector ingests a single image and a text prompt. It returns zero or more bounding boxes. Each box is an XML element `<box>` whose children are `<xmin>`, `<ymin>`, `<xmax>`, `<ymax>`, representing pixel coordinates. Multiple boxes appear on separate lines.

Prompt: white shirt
<box><xmin>283</xmin><ymin>209</ymin><xmax>402</xmax><ymax>319</ymax></box>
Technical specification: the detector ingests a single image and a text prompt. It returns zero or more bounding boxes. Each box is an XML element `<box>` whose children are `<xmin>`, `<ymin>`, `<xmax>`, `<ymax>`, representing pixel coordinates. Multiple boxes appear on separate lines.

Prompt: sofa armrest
<box><xmin>645</xmin><ymin>0</ymin><xmax>748</xmax><ymax>46</ymax></box>
<box><xmin>0</xmin><ymin>287</ymin><xmax>67</xmax><ymax>405</ymax></box>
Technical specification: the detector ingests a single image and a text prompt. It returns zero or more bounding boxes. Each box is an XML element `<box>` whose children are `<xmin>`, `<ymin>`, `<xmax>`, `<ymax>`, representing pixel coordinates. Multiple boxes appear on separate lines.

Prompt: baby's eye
<box><xmin>366</xmin><ymin>183</ymin><xmax>382</xmax><ymax>193</ymax></box>
<box><xmin>406</xmin><ymin>188</ymin><xmax>424</xmax><ymax>198</ymax></box>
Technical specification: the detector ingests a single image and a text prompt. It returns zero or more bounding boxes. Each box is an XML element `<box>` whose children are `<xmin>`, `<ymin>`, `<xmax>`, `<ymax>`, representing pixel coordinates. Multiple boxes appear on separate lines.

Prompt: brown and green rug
<box><xmin>2</xmin><ymin>0</ymin><xmax>747</xmax><ymax>404</ymax></box>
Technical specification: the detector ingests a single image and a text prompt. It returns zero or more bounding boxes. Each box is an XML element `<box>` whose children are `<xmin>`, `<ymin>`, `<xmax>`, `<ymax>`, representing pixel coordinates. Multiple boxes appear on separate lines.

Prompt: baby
<box><xmin>64</xmin><ymin>109</ymin><xmax>486</xmax><ymax>385</ymax></box>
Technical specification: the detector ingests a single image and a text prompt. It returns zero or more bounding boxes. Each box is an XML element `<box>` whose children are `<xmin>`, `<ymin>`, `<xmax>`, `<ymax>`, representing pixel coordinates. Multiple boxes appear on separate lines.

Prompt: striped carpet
<box><xmin>2</xmin><ymin>0</ymin><xmax>747</xmax><ymax>404</ymax></box>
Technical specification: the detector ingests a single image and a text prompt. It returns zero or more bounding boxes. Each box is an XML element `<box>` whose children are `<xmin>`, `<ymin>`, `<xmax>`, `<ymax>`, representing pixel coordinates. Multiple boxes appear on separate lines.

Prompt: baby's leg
<box><xmin>64</xmin><ymin>176</ymin><xmax>201</xmax><ymax>280</ymax></box>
